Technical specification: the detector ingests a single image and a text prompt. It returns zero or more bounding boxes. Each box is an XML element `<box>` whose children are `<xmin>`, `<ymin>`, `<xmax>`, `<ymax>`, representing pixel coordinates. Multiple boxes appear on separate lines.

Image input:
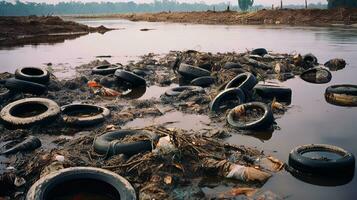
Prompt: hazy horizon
<box><xmin>9</xmin><ymin>0</ymin><xmax>327</xmax><ymax>6</ymax></box>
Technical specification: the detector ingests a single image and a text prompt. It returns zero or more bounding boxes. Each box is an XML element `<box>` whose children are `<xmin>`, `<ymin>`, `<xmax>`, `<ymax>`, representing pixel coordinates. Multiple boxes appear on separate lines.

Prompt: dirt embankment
<box><xmin>75</xmin><ymin>8</ymin><xmax>357</xmax><ymax>26</ymax></box>
<box><xmin>0</xmin><ymin>16</ymin><xmax>112</xmax><ymax>47</ymax></box>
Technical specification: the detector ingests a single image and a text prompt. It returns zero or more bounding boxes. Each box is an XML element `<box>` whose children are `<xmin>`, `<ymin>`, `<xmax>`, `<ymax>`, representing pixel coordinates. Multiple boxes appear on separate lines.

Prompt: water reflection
<box><xmin>245</xmin><ymin>128</ymin><xmax>274</xmax><ymax>141</ymax></box>
<box><xmin>0</xmin><ymin>33</ymin><xmax>88</xmax><ymax>49</ymax></box>
<box><xmin>288</xmin><ymin>166</ymin><xmax>354</xmax><ymax>187</ymax></box>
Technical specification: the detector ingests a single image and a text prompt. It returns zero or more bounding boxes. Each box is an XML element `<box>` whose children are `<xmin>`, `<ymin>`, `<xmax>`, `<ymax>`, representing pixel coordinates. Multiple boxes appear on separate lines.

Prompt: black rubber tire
<box><xmin>94</xmin><ymin>129</ymin><xmax>159</xmax><ymax>156</ymax></box>
<box><xmin>288</xmin><ymin>144</ymin><xmax>355</xmax><ymax>175</ymax></box>
<box><xmin>165</xmin><ymin>86</ymin><xmax>203</xmax><ymax>97</ymax></box>
<box><xmin>198</xmin><ymin>63</ymin><xmax>212</xmax><ymax>71</ymax></box>
<box><xmin>5</xmin><ymin>78</ymin><xmax>47</xmax><ymax>95</ymax></box>
<box><xmin>61</xmin><ymin>104</ymin><xmax>110</xmax><ymax>127</ymax></box>
<box><xmin>325</xmin><ymin>85</ymin><xmax>357</xmax><ymax>107</ymax></box>
<box><xmin>253</xmin><ymin>84</ymin><xmax>292</xmax><ymax>103</ymax></box>
<box><xmin>190</xmin><ymin>76</ymin><xmax>215</xmax><ymax>87</ymax></box>
<box><xmin>300</xmin><ymin>68</ymin><xmax>332</xmax><ymax>84</ymax></box>
<box><xmin>0</xmin><ymin>84</ymin><xmax>11</xmax><ymax>102</ymax></box>
<box><xmin>0</xmin><ymin>98</ymin><xmax>60</xmax><ymax>128</ymax></box>
<box><xmin>225</xmin><ymin>72</ymin><xmax>258</xmax><ymax>93</ymax></box>
<box><xmin>15</xmin><ymin>67</ymin><xmax>50</xmax><ymax>84</ymax></box>
<box><xmin>227</xmin><ymin>102</ymin><xmax>274</xmax><ymax>130</ymax></box>
<box><xmin>26</xmin><ymin>167</ymin><xmax>137</xmax><ymax>200</ymax></box>
<box><xmin>303</xmin><ymin>53</ymin><xmax>318</xmax><ymax>66</ymax></box>
<box><xmin>114</xmin><ymin>70</ymin><xmax>146</xmax><ymax>87</ymax></box>
<box><xmin>178</xmin><ymin>63</ymin><xmax>211</xmax><ymax>79</ymax></box>
<box><xmin>122</xmin><ymin>86</ymin><xmax>147</xmax><ymax>99</ymax></box>
<box><xmin>210</xmin><ymin>88</ymin><xmax>246</xmax><ymax>113</ymax></box>
<box><xmin>324</xmin><ymin>58</ymin><xmax>346</xmax><ymax>71</ymax></box>
<box><xmin>326</xmin><ymin>84</ymin><xmax>357</xmax><ymax>96</ymax></box>
<box><xmin>223</xmin><ymin>62</ymin><xmax>242</xmax><ymax>69</ymax></box>
<box><xmin>251</xmin><ymin>48</ymin><xmax>268</xmax><ymax>56</ymax></box>
<box><xmin>92</xmin><ymin>64</ymin><xmax>121</xmax><ymax>75</ymax></box>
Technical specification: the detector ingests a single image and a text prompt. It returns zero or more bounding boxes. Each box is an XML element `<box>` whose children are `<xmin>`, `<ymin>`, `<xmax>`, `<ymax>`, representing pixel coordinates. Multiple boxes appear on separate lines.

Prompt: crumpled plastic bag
<box><xmin>226</xmin><ymin>164</ymin><xmax>272</xmax><ymax>182</ymax></box>
<box><xmin>152</xmin><ymin>136</ymin><xmax>176</xmax><ymax>154</ymax></box>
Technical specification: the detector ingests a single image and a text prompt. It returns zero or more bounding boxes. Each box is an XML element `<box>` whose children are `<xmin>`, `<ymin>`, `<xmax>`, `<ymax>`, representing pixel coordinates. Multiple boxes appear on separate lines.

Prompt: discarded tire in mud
<box><xmin>227</xmin><ymin>102</ymin><xmax>274</xmax><ymax>130</ymax></box>
<box><xmin>324</xmin><ymin>58</ymin><xmax>346</xmax><ymax>71</ymax></box>
<box><xmin>115</xmin><ymin>70</ymin><xmax>146</xmax><ymax>87</ymax></box>
<box><xmin>0</xmin><ymin>84</ymin><xmax>11</xmax><ymax>102</ymax></box>
<box><xmin>15</xmin><ymin>67</ymin><xmax>50</xmax><ymax>84</ymax></box>
<box><xmin>5</xmin><ymin>78</ymin><xmax>47</xmax><ymax>95</ymax></box>
<box><xmin>302</xmin><ymin>53</ymin><xmax>318</xmax><ymax>68</ymax></box>
<box><xmin>26</xmin><ymin>167</ymin><xmax>137</xmax><ymax>200</ymax></box>
<box><xmin>1</xmin><ymin>136</ymin><xmax>41</xmax><ymax>155</ymax></box>
<box><xmin>0</xmin><ymin>98</ymin><xmax>60</xmax><ymax>128</ymax></box>
<box><xmin>223</xmin><ymin>62</ymin><xmax>242</xmax><ymax>69</ymax></box>
<box><xmin>178</xmin><ymin>63</ymin><xmax>211</xmax><ymax>79</ymax></box>
<box><xmin>94</xmin><ymin>129</ymin><xmax>159</xmax><ymax>156</ymax></box>
<box><xmin>165</xmin><ymin>86</ymin><xmax>203</xmax><ymax>97</ymax></box>
<box><xmin>210</xmin><ymin>88</ymin><xmax>246</xmax><ymax>113</ymax></box>
<box><xmin>251</xmin><ymin>48</ymin><xmax>268</xmax><ymax>56</ymax></box>
<box><xmin>253</xmin><ymin>84</ymin><xmax>292</xmax><ymax>103</ymax></box>
<box><xmin>300</xmin><ymin>68</ymin><xmax>332</xmax><ymax>84</ymax></box>
<box><xmin>225</xmin><ymin>72</ymin><xmax>258</xmax><ymax>93</ymax></box>
<box><xmin>122</xmin><ymin>86</ymin><xmax>147</xmax><ymax>99</ymax></box>
<box><xmin>92</xmin><ymin>64</ymin><xmax>121</xmax><ymax>75</ymax></box>
<box><xmin>61</xmin><ymin>104</ymin><xmax>110</xmax><ymax>127</ymax></box>
<box><xmin>325</xmin><ymin>84</ymin><xmax>357</xmax><ymax>107</ymax></box>
<box><xmin>190</xmin><ymin>76</ymin><xmax>215</xmax><ymax>87</ymax></box>
<box><xmin>288</xmin><ymin>144</ymin><xmax>355</xmax><ymax>176</ymax></box>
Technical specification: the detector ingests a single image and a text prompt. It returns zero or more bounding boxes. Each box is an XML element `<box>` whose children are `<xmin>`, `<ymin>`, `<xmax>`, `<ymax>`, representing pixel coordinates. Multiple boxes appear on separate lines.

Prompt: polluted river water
<box><xmin>0</xmin><ymin>19</ymin><xmax>357</xmax><ymax>199</ymax></box>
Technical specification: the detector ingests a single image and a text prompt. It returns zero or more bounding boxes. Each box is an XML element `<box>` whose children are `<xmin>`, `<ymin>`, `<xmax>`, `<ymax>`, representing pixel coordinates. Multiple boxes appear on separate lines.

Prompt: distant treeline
<box><xmin>0</xmin><ymin>0</ymin><xmax>239</xmax><ymax>16</ymax></box>
<box><xmin>0</xmin><ymin>0</ymin><xmax>327</xmax><ymax>16</ymax></box>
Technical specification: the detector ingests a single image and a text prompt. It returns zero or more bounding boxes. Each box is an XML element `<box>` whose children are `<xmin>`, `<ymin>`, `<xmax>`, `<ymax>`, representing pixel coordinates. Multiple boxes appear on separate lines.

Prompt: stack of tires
<box><xmin>209</xmin><ymin>72</ymin><xmax>281</xmax><ymax>130</ymax></box>
<box><xmin>5</xmin><ymin>67</ymin><xmax>50</xmax><ymax>95</ymax></box>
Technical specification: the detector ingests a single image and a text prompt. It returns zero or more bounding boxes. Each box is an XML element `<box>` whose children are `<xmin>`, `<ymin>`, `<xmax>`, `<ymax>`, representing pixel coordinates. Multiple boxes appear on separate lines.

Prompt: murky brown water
<box><xmin>1</xmin><ymin>19</ymin><xmax>357</xmax><ymax>199</ymax></box>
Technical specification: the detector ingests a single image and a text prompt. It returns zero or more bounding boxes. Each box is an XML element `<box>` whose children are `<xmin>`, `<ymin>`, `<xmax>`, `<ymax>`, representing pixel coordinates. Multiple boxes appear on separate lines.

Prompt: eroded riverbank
<box><xmin>0</xmin><ymin>16</ymin><xmax>113</xmax><ymax>47</ymax></box>
<box><xmin>72</xmin><ymin>8</ymin><xmax>357</xmax><ymax>26</ymax></box>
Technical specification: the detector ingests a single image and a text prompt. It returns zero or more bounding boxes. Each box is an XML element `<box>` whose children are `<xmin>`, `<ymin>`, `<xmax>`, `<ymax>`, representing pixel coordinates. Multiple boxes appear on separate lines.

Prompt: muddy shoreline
<box><xmin>0</xmin><ymin>16</ymin><xmax>113</xmax><ymax>47</ymax></box>
<box><xmin>71</xmin><ymin>8</ymin><xmax>357</xmax><ymax>27</ymax></box>
<box><xmin>0</xmin><ymin>49</ymin><xmax>348</xmax><ymax>199</ymax></box>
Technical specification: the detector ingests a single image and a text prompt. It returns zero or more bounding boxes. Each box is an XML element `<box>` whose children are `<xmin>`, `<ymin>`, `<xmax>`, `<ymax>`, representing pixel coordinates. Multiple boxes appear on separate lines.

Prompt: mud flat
<box><xmin>73</xmin><ymin>8</ymin><xmax>357</xmax><ymax>26</ymax></box>
<box><xmin>0</xmin><ymin>16</ymin><xmax>112</xmax><ymax>47</ymax></box>
<box><xmin>0</xmin><ymin>49</ymin><xmax>350</xmax><ymax>199</ymax></box>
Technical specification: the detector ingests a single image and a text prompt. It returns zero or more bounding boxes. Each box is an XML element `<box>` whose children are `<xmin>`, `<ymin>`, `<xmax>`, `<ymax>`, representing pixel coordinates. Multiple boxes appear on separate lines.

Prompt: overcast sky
<box><xmin>19</xmin><ymin>0</ymin><xmax>326</xmax><ymax>6</ymax></box>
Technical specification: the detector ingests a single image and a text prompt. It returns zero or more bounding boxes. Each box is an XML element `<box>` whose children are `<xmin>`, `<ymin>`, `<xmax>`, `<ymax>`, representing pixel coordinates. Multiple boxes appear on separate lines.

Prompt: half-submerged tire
<box><xmin>115</xmin><ymin>70</ymin><xmax>146</xmax><ymax>87</ymax></box>
<box><xmin>5</xmin><ymin>78</ymin><xmax>47</xmax><ymax>95</ymax></box>
<box><xmin>210</xmin><ymin>88</ymin><xmax>246</xmax><ymax>113</ymax></box>
<box><xmin>178</xmin><ymin>63</ymin><xmax>211</xmax><ymax>79</ymax></box>
<box><xmin>225</xmin><ymin>72</ymin><xmax>258</xmax><ymax>93</ymax></box>
<box><xmin>61</xmin><ymin>104</ymin><xmax>110</xmax><ymax>127</ymax></box>
<box><xmin>94</xmin><ymin>129</ymin><xmax>159</xmax><ymax>156</ymax></box>
<box><xmin>190</xmin><ymin>76</ymin><xmax>215</xmax><ymax>87</ymax></box>
<box><xmin>15</xmin><ymin>67</ymin><xmax>50</xmax><ymax>84</ymax></box>
<box><xmin>300</xmin><ymin>68</ymin><xmax>332</xmax><ymax>84</ymax></box>
<box><xmin>0</xmin><ymin>98</ymin><xmax>60</xmax><ymax>128</ymax></box>
<box><xmin>302</xmin><ymin>53</ymin><xmax>318</xmax><ymax>68</ymax></box>
<box><xmin>324</xmin><ymin>58</ymin><xmax>346</xmax><ymax>71</ymax></box>
<box><xmin>253</xmin><ymin>84</ymin><xmax>292</xmax><ymax>103</ymax></box>
<box><xmin>288</xmin><ymin>144</ymin><xmax>355</xmax><ymax>176</ymax></box>
<box><xmin>227</xmin><ymin>102</ymin><xmax>274</xmax><ymax>130</ymax></box>
<box><xmin>26</xmin><ymin>167</ymin><xmax>137</xmax><ymax>200</ymax></box>
<box><xmin>251</xmin><ymin>48</ymin><xmax>268</xmax><ymax>56</ymax></box>
<box><xmin>325</xmin><ymin>84</ymin><xmax>357</xmax><ymax>107</ymax></box>
<box><xmin>165</xmin><ymin>86</ymin><xmax>203</xmax><ymax>97</ymax></box>
<box><xmin>92</xmin><ymin>64</ymin><xmax>122</xmax><ymax>75</ymax></box>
